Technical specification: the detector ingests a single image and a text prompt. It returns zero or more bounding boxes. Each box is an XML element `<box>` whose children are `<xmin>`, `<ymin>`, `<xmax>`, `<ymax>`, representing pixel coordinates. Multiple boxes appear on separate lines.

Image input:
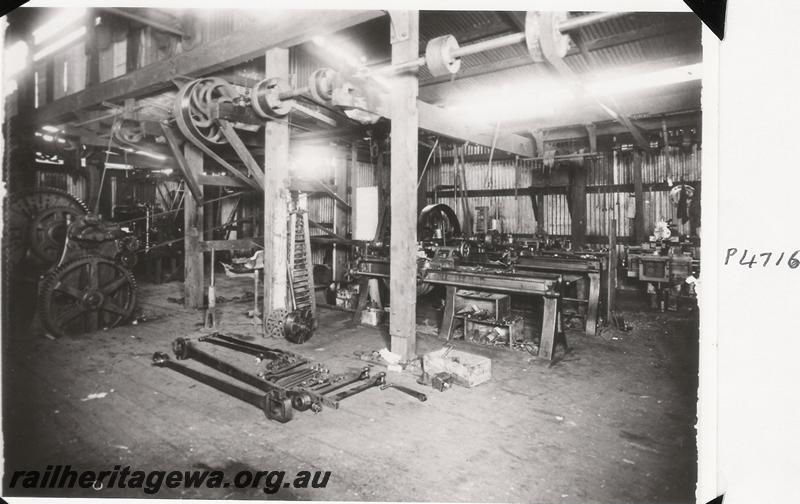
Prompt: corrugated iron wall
<box><xmin>425</xmin><ymin>145</ymin><xmax>701</xmax><ymax>241</ymax></box>
<box><xmin>36</xmin><ymin>171</ymin><xmax>88</xmax><ymax>201</ymax></box>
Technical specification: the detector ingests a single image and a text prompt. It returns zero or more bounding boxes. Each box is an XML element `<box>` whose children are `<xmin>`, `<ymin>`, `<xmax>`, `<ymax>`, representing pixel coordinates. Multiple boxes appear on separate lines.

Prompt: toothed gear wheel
<box><xmin>39</xmin><ymin>255</ymin><xmax>137</xmax><ymax>338</ymax></box>
<box><xmin>264</xmin><ymin>309</ymin><xmax>288</xmax><ymax>338</ymax></box>
<box><xmin>5</xmin><ymin>187</ymin><xmax>89</xmax><ymax>269</ymax></box>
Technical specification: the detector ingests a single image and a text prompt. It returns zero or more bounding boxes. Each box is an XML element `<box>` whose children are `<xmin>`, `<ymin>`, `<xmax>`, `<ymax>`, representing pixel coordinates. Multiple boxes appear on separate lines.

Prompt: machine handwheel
<box><xmin>39</xmin><ymin>255</ymin><xmax>137</xmax><ymax>337</ymax></box>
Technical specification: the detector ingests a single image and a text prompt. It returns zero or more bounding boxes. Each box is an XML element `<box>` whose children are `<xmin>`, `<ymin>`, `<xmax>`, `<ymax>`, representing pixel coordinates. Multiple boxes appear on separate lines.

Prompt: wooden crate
<box><xmin>422</xmin><ymin>348</ymin><xmax>492</xmax><ymax>388</ymax></box>
<box><xmin>455</xmin><ymin>290</ymin><xmax>510</xmax><ymax>319</ymax></box>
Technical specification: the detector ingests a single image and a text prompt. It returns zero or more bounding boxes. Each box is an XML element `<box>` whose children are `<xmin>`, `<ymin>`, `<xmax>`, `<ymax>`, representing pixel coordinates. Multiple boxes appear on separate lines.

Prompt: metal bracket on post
<box><xmin>586</xmin><ymin>123</ymin><xmax>598</xmax><ymax>153</ymax></box>
<box><xmin>388</xmin><ymin>11</ymin><xmax>411</xmax><ymax>43</ymax></box>
<box><xmin>530</xmin><ymin>129</ymin><xmax>545</xmax><ymax>158</ymax></box>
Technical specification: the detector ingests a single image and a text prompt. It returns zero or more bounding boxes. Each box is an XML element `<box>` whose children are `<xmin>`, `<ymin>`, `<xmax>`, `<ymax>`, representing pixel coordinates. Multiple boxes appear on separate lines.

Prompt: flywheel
<box><xmin>39</xmin><ymin>255</ymin><xmax>137</xmax><ymax>337</ymax></box>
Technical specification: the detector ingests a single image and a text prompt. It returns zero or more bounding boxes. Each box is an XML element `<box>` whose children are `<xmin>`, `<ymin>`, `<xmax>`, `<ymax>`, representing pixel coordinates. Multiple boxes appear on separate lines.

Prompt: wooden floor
<box><xmin>3</xmin><ymin>276</ymin><xmax>697</xmax><ymax>502</ymax></box>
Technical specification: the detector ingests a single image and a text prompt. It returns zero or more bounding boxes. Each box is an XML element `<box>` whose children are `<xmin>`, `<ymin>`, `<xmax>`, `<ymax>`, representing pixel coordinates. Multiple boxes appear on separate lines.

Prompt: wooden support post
<box><xmin>388</xmin><ymin>10</ymin><xmax>419</xmax><ymax>361</ymax></box>
<box><xmin>85</xmin><ymin>17</ymin><xmax>100</xmax><ymax>87</ymax></box>
<box><xmin>532</xmin><ymin>191</ymin><xmax>545</xmax><ymax>235</ymax></box>
<box><xmin>375</xmin><ymin>136</ymin><xmax>388</xmax><ymax>221</ymax></box>
<box><xmin>633</xmin><ymin>149</ymin><xmax>646</xmax><ymax>243</ymax></box>
<box><xmin>608</xmin><ymin>218</ymin><xmax>617</xmax><ymax>320</ymax></box>
<box><xmin>7</xmin><ymin>33</ymin><xmax>36</xmax><ymax>191</ymax></box>
<box><xmin>349</xmin><ymin>144</ymin><xmax>359</xmax><ymax>250</ymax></box>
<box><xmin>263</xmin><ymin>47</ymin><xmax>290</xmax><ymax>318</ymax></box>
<box><xmin>417</xmin><ymin>147</ymin><xmax>430</xmax><ymax>219</ymax></box>
<box><xmin>84</xmin><ymin>155</ymin><xmax>103</xmax><ymax>213</ymax></box>
<box><xmin>183</xmin><ymin>145</ymin><xmax>205</xmax><ymax>308</ymax></box>
<box><xmin>570</xmin><ymin>123</ymin><xmax>595</xmax><ymax>249</ymax></box>
<box><xmin>333</xmin><ymin>153</ymin><xmax>349</xmax><ymax>282</ymax></box>
<box><xmin>570</xmin><ymin>164</ymin><xmax>587</xmax><ymax>248</ymax></box>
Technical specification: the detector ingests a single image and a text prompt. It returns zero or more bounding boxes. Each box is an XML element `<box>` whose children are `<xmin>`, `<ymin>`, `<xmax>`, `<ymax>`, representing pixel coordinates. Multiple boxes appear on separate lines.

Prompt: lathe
<box><xmin>350</xmin><ymin>203</ymin><xmax>609</xmax><ymax>360</ymax></box>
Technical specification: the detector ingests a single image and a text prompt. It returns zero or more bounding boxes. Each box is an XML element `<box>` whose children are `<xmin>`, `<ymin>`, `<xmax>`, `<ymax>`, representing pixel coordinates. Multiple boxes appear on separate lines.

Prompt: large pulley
<box><xmin>5</xmin><ymin>188</ymin><xmax>89</xmax><ymax>269</ymax></box>
<box><xmin>418</xmin><ymin>203</ymin><xmax>462</xmax><ymax>241</ymax></box>
<box><xmin>38</xmin><ymin>255</ymin><xmax>137</xmax><ymax>337</ymax></box>
<box><xmin>173</xmin><ymin>77</ymin><xmax>240</xmax><ymax>145</ymax></box>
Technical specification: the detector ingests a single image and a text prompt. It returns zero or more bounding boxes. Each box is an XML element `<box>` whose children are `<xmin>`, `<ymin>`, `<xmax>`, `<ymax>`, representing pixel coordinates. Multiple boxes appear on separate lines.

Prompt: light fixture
<box><xmin>105</xmin><ymin>162</ymin><xmax>134</xmax><ymax>170</ymax></box>
<box><xmin>136</xmin><ymin>150</ymin><xmax>168</xmax><ymax>161</ymax></box>
<box><xmin>41</xmin><ymin>125</ymin><xmax>60</xmax><ymax>133</ymax></box>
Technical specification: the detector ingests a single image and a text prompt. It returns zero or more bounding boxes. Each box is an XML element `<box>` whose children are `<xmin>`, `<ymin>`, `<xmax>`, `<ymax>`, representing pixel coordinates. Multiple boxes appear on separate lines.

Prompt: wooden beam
<box><xmin>529</xmin><ymin>110</ymin><xmax>701</xmax><ymax>144</ymax></box>
<box><xmin>161</xmin><ymin>122</ymin><xmax>204</xmax><ymax>204</ymax></box>
<box><xmin>197</xmin><ymin>174</ymin><xmax>249</xmax><ymax>187</ymax></box>
<box><xmin>183</xmin><ymin>144</ymin><xmax>204</xmax><ymax>309</ymax></box>
<box><xmin>388</xmin><ymin>10</ymin><xmax>419</xmax><ymax>361</ymax></box>
<box><xmin>418</xmin><ymin>101</ymin><xmax>534</xmax><ymax>158</ymax></box>
<box><xmin>217</xmin><ymin>119</ymin><xmax>266</xmax><ymax>189</ymax></box>
<box><xmin>101</xmin><ymin>7</ymin><xmax>184</xmax><ymax>37</ymax></box>
<box><xmin>34</xmin><ymin>10</ymin><xmax>384</xmax><ymax>125</ymax></box>
<box><xmin>263</xmin><ymin>47</ymin><xmax>291</xmax><ymax>319</ymax></box>
<box><xmin>199</xmin><ymin>238</ymin><xmax>262</xmax><ymax>252</ymax></box>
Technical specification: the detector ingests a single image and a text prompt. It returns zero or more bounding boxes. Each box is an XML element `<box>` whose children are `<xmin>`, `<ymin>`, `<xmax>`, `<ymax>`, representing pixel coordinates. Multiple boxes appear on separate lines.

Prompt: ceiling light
<box><xmin>41</xmin><ymin>125</ymin><xmax>60</xmax><ymax>133</ymax></box>
<box><xmin>136</xmin><ymin>150</ymin><xmax>168</xmax><ymax>161</ymax></box>
<box><xmin>106</xmin><ymin>163</ymin><xmax>134</xmax><ymax>170</ymax></box>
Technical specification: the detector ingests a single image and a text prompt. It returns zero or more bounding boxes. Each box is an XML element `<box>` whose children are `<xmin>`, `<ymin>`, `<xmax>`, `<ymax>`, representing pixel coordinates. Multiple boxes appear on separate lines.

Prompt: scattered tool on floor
<box><xmin>152</xmin><ymin>336</ymin><xmax>410</xmax><ymax>423</ymax></box>
<box><xmin>432</xmin><ymin>372</ymin><xmax>454</xmax><ymax>392</ymax></box>
<box><xmin>380</xmin><ymin>383</ymin><xmax>428</xmax><ymax>402</ymax></box>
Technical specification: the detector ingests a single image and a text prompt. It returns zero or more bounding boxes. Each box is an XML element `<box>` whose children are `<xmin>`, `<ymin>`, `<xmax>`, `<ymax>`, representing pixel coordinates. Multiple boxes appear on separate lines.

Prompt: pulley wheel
<box><xmin>173</xmin><ymin>78</ymin><xmax>239</xmax><ymax>145</ymax></box>
<box><xmin>525</xmin><ymin>11</ymin><xmax>571</xmax><ymax>63</ymax></box>
<box><xmin>425</xmin><ymin>35</ymin><xmax>461</xmax><ymax>77</ymax></box>
<box><xmin>308</xmin><ymin>67</ymin><xmax>337</xmax><ymax>103</ymax></box>
<box><xmin>251</xmin><ymin>78</ymin><xmax>292</xmax><ymax>119</ymax></box>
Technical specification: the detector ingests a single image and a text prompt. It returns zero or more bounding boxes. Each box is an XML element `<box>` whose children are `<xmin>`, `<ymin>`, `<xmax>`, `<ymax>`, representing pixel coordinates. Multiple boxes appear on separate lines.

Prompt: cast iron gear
<box><xmin>5</xmin><ymin>187</ymin><xmax>89</xmax><ymax>269</ymax></box>
<box><xmin>39</xmin><ymin>255</ymin><xmax>137</xmax><ymax>337</ymax></box>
